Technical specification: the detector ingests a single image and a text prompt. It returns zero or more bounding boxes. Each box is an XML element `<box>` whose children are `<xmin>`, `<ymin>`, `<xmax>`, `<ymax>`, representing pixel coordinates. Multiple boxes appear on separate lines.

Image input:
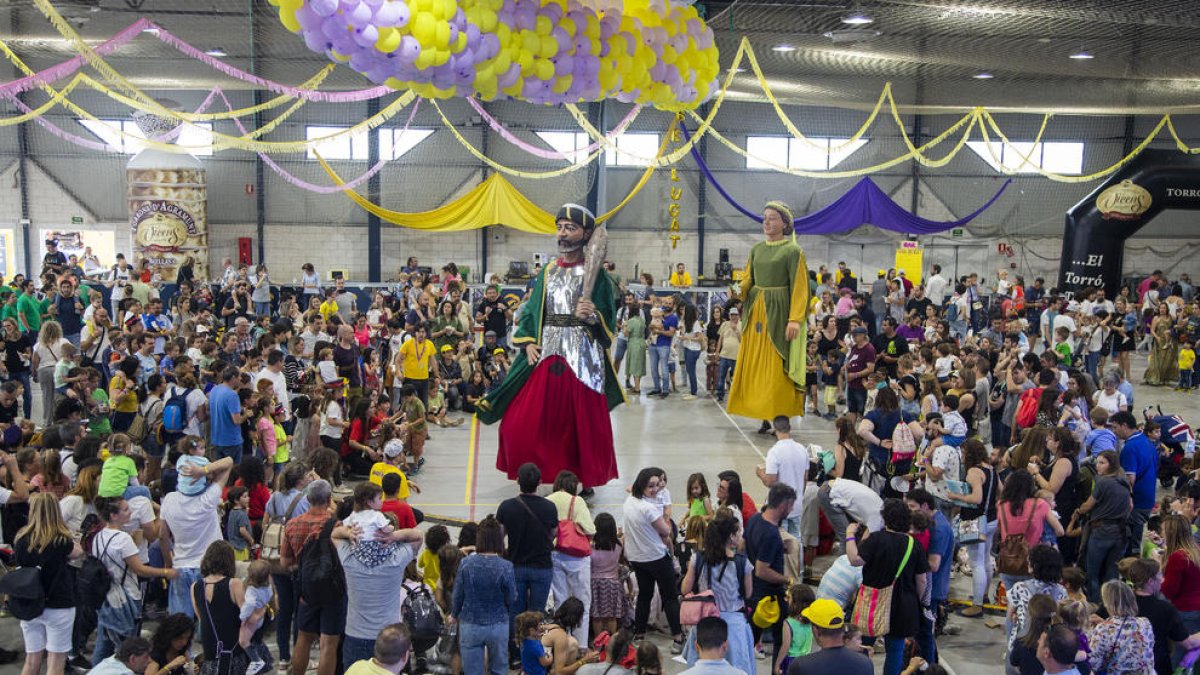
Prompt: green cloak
<box><xmin>476</xmin><ymin>262</ymin><xmax>625</xmax><ymax>424</ymax></box>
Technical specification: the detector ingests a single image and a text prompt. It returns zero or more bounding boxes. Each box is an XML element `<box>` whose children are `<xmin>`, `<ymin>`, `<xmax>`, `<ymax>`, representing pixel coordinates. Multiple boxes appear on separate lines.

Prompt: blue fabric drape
<box><xmin>679</xmin><ymin>122</ymin><xmax>1011</xmax><ymax>234</ymax></box>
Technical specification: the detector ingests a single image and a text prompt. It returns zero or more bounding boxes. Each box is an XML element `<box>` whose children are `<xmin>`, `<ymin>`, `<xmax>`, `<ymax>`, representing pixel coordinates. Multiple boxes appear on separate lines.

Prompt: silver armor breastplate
<box><xmin>541</xmin><ymin>263</ymin><xmax>605</xmax><ymax>393</ymax></box>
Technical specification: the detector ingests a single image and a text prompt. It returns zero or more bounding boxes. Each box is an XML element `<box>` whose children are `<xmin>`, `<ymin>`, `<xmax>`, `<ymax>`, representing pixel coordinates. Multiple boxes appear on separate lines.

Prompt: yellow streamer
<box><xmin>0</xmin><ymin>76</ymin><xmax>85</xmax><ymax>126</ymax></box>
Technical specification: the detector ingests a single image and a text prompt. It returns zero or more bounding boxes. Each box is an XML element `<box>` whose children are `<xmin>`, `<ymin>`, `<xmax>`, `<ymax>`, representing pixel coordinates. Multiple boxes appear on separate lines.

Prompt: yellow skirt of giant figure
<box><xmin>726</xmin><ymin>294</ymin><xmax>807</xmax><ymax>419</ymax></box>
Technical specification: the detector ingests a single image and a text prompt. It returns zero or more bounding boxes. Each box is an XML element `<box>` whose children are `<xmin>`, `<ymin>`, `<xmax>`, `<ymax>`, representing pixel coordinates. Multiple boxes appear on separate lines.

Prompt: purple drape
<box><xmin>680</xmin><ymin>122</ymin><xmax>1011</xmax><ymax>234</ymax></box>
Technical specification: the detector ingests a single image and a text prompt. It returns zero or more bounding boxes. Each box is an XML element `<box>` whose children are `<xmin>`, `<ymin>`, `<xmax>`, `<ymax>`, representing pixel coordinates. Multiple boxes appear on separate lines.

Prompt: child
<box><xmin>1180</xmin><ymin>339</ymin><xmax>1196</xmax><ymax>391</ymax></box>
<box><xmin>379</xmin><ymin>472</ymin><xmax>418</xmax><ymax>529</ymax></box>
<box><xmin>175</xmin><ymin>436</ymin><xmax>210</xmax><ymax>496</ymax></box>
<box><xmin>97</xmin><ymin>433</ymin><xmax>150</xmax><ymax>499</ymax></box>
<box><xmin>776</xmin><ymin>583</ymin><xmax>816</xmax><ymax>675</ymax></box>
<box><xmin>418</xmin><ymin>525</ymin><xmax>450</xmax><ymax>590</ymax></box>
<box><xmin>53</xmin><ymin>343</ymin><xmax>83</xmax><ymax>396</ymax></box>
<box><xmin>239</xmin><ymin>559</ymin><xmax>275</xmax><ymax>675</ymax></box>
<box><xmin>1083</xmin><ymin>407</ymin><xmax>1117</xmax><ymax>459</ymax></box>
<box><xmin>518</xmin><ymin>611</ymin><xmax>552</xmax><ymax>675</ymax></box>
<box><xmin>1061</xmin><ymin>567</ymin><xmax>1088</xmax><ymax>607</ymax></box>
<box><xmin>316</xmin><ymin>347</ymin><xmax>341</xmax><ymax>390</ymax></box>
<box><xmin>341</xmin><ymin>482</ymin><xmax>399</xmax><ymax>567</ymax></box>
<box><xmin>805</xmin><ymin>341</ymin><xmax>820</xmax><ymax>415</ymax></box>
<box><xmin>685</xmin><ymin>473</ymin><xmax>712</xmax><ymax>518</ymax></box>
<box><xmin>1036</xmin><ymin>489</ymin><xmax>1060</xmax><ymax>548</ymax></box>
<box><xmin>635</xmin><ymin>642</ymin><xmax>661</xmax><ymax>675</ymax></box>
<box><xmin>820</xmin><ymin>349</ymin><xmax>842</xmax><ymax>419</ymax></box>
<box><xmin>939</xmin><ymin>393</ymin><xmax>967</xmax><ymax>447</ymax></box>
<box><xmin>1056</xmin><ymin>599</ymin><xmax>1092</xmax><ymax>670</ymax></box>
<box><xmin>934</xmin><ymin>343</ymin><xmax>957</xmax><ymax>383</ymax></box>
<box><xmin>225</xmin><ymin>486</ymin><xmax>254</xmax><ymax>561</ymax></box>
<box><xmin>398</xmin><ymin>385</ymin><xmax>428</xmax><ymax>474</ymax></box>
<box><xmin>1053</xmin><ymin>326</ymin><xmax>1073</xmax><ymax>367</ymax></box>
<box><xmin>1142</xmin><ymin>513</ymin><xmax>1164</xmax><ymax>560</ymax></box>
<box><xmin>425</xmin><ymin>378</ymin><xmax>463</xmax><ymax>428</ymax></box>
<box><xmin>844</xmin><ymin>625</ymin><xmax>869</xmax><ymax>658</ymax></box>
<box><xmin>590</xmin><ymin>512</ymin><xmax>626</xmax><ymax>639</ymax></box>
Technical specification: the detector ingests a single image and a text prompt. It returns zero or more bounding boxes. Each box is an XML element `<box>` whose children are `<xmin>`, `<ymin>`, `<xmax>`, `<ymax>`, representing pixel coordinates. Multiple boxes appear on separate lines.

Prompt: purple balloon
<box><xmin>346</xmin><ymin>1</ymin><xmax>374</xmax><ymax>27</ymax></box>
<box><xmin>572</xmin><ymin>35</ymin><xmax>590</xmax><ymax>55</ymax></box>
<box><xmin>397</xmin><ymin>35</ymin><xmax>420</xmax><ymax>62</ymax></box>
<box><xmin>321</xmin><ymin>16</ymin><xmax>346</xmax><ymax>40</ymax></box>
<box><xmin>455</xmin><ymin>64</ymin><xmax>474</xmax><ymax>85</ymax></box>
<box><xmin>481</xmin><ymin>33</ymin><xmax>501</xmax><ymax>59</ymax></box>
<box><xmin>349</xmin><ymin>51</ymin><xmax>373</xmax><ymax>70</ymax></box>
<box><xmin>373</xmin><ymin>1</ymin><xmax>405</xmax><ymax>26</ymax></box>
<box><xmin>310</xmin><ymin>0</ymin><xmax>338</xmax><ymax>16</ymax></box>
<box><xmin>498</xmin><ymin>63</ymin><xmax>521</xmax><ymax>87</ymax></box>
<box><xmin>581</xmin><ymin>54</ymin><xmax>599</xmax><ymax>76</ymax></box>
<box><xmin>295</xmin><ymin>6</ymin><xmax>321</xmax><ymax>30</ymax></box>
<box><xmin>649</xmin><ymin>60</ymin><xmax>666</xmax><ymax>81</ymax></box>
<box><xmin>365</xmin><ymin>65</ymin><xmax>391</xmax><ymax>84</ymax></box>
<box><xmin>554</xmin><ymin>54</ymin><xmax>573</xmax><ymax>77</ymax></box>
<box><xmin>551</xmin><ymin>27</ymin><xmax>570</xmax><ymax>52</ymax></box>
<box><xmin>352</xmin><ymin>24</ymin><xmax>380</xmax><ymax>48</ymax></box>
<box><xmin>516</xmin><ymin>5</ymin><xmax>537</xmax><ymax>31</ymax></box>
<box><xmin>302</xmin><ymin>30</ymin><xmax>330</xmax><ymax>53</ymax></box>
<box><xmin>542</xmin><ymin>3</ymin><xmax>562</xmax><ymax>22</ymax></box>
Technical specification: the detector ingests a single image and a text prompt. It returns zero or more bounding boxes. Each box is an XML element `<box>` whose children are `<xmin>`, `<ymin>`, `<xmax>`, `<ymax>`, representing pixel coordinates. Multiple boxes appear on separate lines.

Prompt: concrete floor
<box><xmin>0</xmin><ymin>351</ymin><xmax>1192</xmax><ymax>674</ymax></box>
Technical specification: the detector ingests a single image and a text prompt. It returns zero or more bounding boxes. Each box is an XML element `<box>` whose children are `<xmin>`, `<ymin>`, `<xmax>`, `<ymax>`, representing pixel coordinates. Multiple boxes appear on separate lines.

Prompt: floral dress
<box><xmin>1087</xmin><ymin>616</ymin><xmax>1154</xmax><ymax>675</ymax></box>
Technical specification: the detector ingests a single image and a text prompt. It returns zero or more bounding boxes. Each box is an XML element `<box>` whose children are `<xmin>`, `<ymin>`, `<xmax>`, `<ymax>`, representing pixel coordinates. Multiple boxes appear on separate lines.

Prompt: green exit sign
<box><xmin>71</xmin><ymin>217</ymin><xmax>83</xmax><ymax>225</ymax></box>
<box><xmin>951</xmin><ymin>228</ymin><xmax>964</xmax><ymax>238</ymax></box>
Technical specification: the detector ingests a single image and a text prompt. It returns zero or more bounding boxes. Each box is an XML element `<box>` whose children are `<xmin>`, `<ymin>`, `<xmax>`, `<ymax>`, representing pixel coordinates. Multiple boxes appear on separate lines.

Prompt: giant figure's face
<box><xmin>557</xmin><ymin>219</ymin><xmax>588</xmax><ymax>254</ymax></box>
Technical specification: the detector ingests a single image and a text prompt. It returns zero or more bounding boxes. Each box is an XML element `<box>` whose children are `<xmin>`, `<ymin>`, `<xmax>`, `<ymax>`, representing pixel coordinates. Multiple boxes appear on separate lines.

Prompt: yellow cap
<box><xmin>801</xmin><ymin>598</ymin><xmax>846</xmax><ymax>629</ymax></box>
<box><xmin>493</xmin><ymin>348</ymin><xmax>506</xmax><ymax>355</ymax></box>
<box><xmin>440</xmin><ymin>345</ymin><xmax>453</xmax><ymax>352</ymax></box>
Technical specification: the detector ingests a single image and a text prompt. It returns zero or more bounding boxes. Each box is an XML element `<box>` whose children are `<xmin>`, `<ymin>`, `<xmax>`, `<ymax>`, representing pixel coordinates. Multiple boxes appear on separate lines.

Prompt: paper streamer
<box><xmin>467</xmin><ymin>97</ymin><xmax>641</xmax><ymax>161</ymax></box>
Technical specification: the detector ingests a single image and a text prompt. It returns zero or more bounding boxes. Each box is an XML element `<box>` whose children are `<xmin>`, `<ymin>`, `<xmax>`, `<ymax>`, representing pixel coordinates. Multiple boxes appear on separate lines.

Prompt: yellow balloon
<box><xmin>661</xmin><ymin>45</ymin><xmax>677</xmax><ymax>64</ymax></box>
<box><xmin>560</xmin><ymin>17</ymin><xmax>576</xmax><ymax>35</ymax></box>
<box><xmin>588</xmin><ymin>38</ymin><xmax>600</xmax><ymax>56</ymax></box>
<box><xmin>521</xmin><ymin>30</ymin><xmax>540</xmax><ymax>54</ymax></box>
<box><xmin>330</xmin><ymin>49</ymin><xmax>351</xmax><ymax>63</ymax></box>
<box><xmin>552</xmin><ymin>74</ymin><xmax>572</xmax><ymax>94</ymax></box>
<box><xmin>607</xmin><ymin>36</ymin><xmax>624</xmax><ymax>57</ymax></box>
<box><xmin>495</xmin><ymin>22</ymin><xmax>511</xmax><ymax>46</ymax></box>
<box><xmin>584</xmin><ymin>15</ymin><xmax>600</xmax><ymax>39</ymax></box>
<box><xmin>279</xmin><ymin>7</ymin><xmax>300</xmax><ymax>32</ymax></box>
<box><xmin>434</xmin><ymin>21</ymin><xmax>451</xmax><ymax>48</ymax></box>
<box><xmin>268</xmin><ymin>0</ymin><xmax>280</xmax><ymax>7</ymax></box>
<box><xmin>475</xmin><ymin>63</ymin><xmax>495</xmax><ymax>80</ymax></box>
<box><xmin>664</xmin><ymin>19</ymin><xmax>677</xmax><ymax>36</ymax></box>
<box><xmin>414</xmin><ymin>48</ymin><xmax>435</xmax><ymax>68</ymax></box>
<box><xmin>518</xmin><ymin>51</ymin><xmax>535</xmax><ymax>76</ymax></box>
<box><xmin>414</xmin><ymin>0</ymin><xmax>432</xmax><ymax>11</ymax></box>
<box><xmin>432</xmin><ymin>48</ymin><xmax>451</xmax><ymax>66</ymax></box>
<box><xmin>538</xmin><ymin>34</ymin><xmax>557</xmax><ymax>58</ymax></box>
<box><xmin>412</xmin><ymin>12</ymin><xmax>436</xmax><ymax>45</ymax></box>
<box><xmin>385</xmin><ymin>77</ymin><xmax>408</xmax><ymax>90</ymax></box>
<box><xmin>489</xmin><ymin>0</ymin><xmax>502</xmax><ymax>11</ymax></box>
<box><xmin>503</xmin><ymin>80</ymin><xmax>523</xmax><ymax>97</ymax></box>
<box><xmin>430</xmin><ymin>0</ymin><xmax>445</xmax><ymax>18</ymax></box>
<box><xmin>452</xmin><ymin>32</ymin><xmax>468</xmax><ymax>53</ymax></box>
<box><xmin>444</xmin><ymin>0</ymin><xmax>457</xmax><ymax>20</ymax></box>
<box><xmin>535</xmin><ymin>15</ymin><xmax>552</xmax><ymax>36</ymax></box>
<box><xmin>279</xmin><ymin>0</ymin><xmax>302</xmax><ymax>10</ymax></box>
<box><xmin>376</xmin><ymin>27</ymin><xmax>402</xmax><ymax>52</ymax></box>
<box><xmin>493</xmin><ymin>49</ymin><xmax>512</xmax><ymax>73</ymax></box>
<box><xmin>480</xmin><ymin>8</ymin><xmax>498</xmax><ymax>32</ymax></box>
<box><xmin>535</xmin><ymin>58</ymin><xmax>554</xmax><ymax>80</ymax></box>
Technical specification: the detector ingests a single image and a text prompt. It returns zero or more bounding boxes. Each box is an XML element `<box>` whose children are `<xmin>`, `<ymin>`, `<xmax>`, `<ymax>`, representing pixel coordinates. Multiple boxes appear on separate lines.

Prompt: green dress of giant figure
<box><xmin>477</xmin><ymin>204</ymin><xmax>623</xmax><ymax>488</ymax></box>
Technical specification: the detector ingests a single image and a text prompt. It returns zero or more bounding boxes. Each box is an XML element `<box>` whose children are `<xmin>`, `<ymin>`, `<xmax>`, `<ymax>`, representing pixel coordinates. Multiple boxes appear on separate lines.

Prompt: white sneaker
<box><xmin>246</xmin><ymin>659</ymin><xmax>267</xmax><ymax>675</ymax></box>
<box><xmin>682</xmin><ymin>394</ymin><xmax>697</xmax><ymax>401</ymax></box>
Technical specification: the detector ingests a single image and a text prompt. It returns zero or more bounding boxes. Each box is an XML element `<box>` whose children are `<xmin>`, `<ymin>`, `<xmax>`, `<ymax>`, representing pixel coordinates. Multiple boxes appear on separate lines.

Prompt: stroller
<box><xmin>1143</xmin><ymin>405</ymin><xmax>1196</xmax><ymax>489</ymax></box>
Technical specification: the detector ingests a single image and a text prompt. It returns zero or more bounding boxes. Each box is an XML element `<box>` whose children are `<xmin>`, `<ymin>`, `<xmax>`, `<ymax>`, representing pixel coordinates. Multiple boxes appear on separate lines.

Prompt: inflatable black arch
<box><xmin>1059</xmin><ymin>148</ymin><xmax>1200</xmax><ymax>297</ymax></box>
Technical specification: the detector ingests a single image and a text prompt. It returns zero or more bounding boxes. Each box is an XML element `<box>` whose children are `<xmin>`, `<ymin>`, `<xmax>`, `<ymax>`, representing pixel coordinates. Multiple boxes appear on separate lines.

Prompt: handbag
<box><xmin>850</xmin><ymin>534</ymin><xmax>914</xmax><ymax>638</ymax></box>
<box><xmin>956</xmin><ymin>468</ymin><xmax>993</xmax><ymax>545</ymax></box>
<box><xmin>555</xmin><ymin>496</ymin><xmax>591</xmax><ymax>557</ymax></box>
<box><xmin>996</xmin><ymin>501</ymin><xmax>1036</xmax><ymax>576</ymax></box>
<box><xmin>680</xmin><ymin>560</ymin><xmax>722</xmax><ymax>627</ymax></box>
<box><xmin>752</xmin><ymin>595</ymin><xmax>780</xmax><ymax>629</ymax></box>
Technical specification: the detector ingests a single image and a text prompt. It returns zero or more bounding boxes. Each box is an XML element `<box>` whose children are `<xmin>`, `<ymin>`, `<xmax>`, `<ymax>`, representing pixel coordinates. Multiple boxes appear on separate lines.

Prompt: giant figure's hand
<box><xmin>786</xmin><ymin>320</ymin><xmax>800</xmax><ymax>341</ymax></box>
<box><xmin>525</xmin><ymin>343</ymin><xmax>542</xmax><ymax>365</ymax></box>
<box><xmin>575</xmin><ymin>298</ymin><xmax>596</xmax><ymax>322</ymax></box>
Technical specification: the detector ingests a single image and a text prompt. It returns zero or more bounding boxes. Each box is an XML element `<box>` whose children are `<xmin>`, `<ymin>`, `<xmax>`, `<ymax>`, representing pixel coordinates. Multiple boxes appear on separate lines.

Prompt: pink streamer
<box><xmin>1</xmin><ymin>84</ymin><xmax>420</xmax><ymax>194</ymax></box>
<box><xmin>467</xmin><ymin>97</ymin><xmax>642</xmax><ymax>160</ymax></box>
<box><xmin>1</xmin><ymin>18</ymin><xmax>393</xmax><ymax>104</ymax></box>
<box><xmin>0</xmin><ymin>19</ymin><xmax>149</xmax><ymax>96</ymax></box>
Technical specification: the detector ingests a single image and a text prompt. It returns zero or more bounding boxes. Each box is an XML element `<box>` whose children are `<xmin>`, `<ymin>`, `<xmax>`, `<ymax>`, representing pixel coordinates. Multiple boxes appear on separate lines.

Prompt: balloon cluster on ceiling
<box><xmin>267</xmin><ymin>0</ymin><xmax>720</xmax><ymax>110</ymax></box>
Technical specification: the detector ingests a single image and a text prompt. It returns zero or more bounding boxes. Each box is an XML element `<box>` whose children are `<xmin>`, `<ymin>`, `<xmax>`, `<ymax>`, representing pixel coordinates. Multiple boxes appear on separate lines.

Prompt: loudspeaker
<box><xmin>719</xmin><ymin>248</ymin><xmax>729</xmax><ymax>264</ymax></box>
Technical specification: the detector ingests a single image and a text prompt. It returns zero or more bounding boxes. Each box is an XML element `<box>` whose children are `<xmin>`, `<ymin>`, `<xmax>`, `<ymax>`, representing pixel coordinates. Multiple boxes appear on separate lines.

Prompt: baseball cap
<box><xmin>383</xmin><ymin>438</ymin><xmax>405</xmax><ymax>458</ymax></box>
<box><xmin>493</xmin><ymin>348</ymin><xmax>505</xmax><ymax>355</ymax></box>
<box><xmin>802</xmin><ymin>599</ymin><xmax>846</xmax><ymax>629</ymax></box>
<box><xmin>440</xmin><ymin>344</ymin><xmax>453</xmax><ymax>353</ymax></box>
<box><xmin>728</xmin><ymin>307</ymin><xmax>740</xmax><ymax>315</ymax></box>
<box><xmin>851</xmin><ymin>326</ymin><xmax>868</xmax><ymax>335</ymax></box>
<box><xmin>485</xmin><ymin>330</ymin><xmax>497</xmax><ymax>337</ymax></box>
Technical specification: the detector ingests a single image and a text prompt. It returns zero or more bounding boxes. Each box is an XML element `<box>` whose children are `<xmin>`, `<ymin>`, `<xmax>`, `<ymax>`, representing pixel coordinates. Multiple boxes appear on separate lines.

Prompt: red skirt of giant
<box><xmin>495</xmin><ymin>355</ymin><xmax>618</xmax><ymax>488</ymax></box>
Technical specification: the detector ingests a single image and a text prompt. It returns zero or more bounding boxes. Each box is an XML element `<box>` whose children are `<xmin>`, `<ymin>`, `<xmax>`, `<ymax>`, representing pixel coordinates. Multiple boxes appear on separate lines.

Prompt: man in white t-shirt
<box><xmin>160</xmin><ymin>456</ymin><xmax>233</xmax><ymax>618</ymax></box>
<box><xmin>255</xmin><ymin>352</ymin><xmax>291</xmax><ymax>421</ymax></box>
<box><xmin>818</xmin><ymin>477</ymin><xmax>884</xmax><ymax>546</ymax></box>
<box><xmin>163</xmin><ymin>381</ymin><xmax>208</xmax><ymax>438</ymax></box>
<box><xmin>756</xmin><ymin>416</ymin><xmax>810</xmax><ymax>540</ymax></box>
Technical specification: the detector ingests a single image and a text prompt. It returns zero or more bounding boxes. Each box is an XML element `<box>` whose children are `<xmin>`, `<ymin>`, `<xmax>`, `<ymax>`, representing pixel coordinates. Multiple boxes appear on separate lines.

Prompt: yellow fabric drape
<box><xmin>315</xmin><ymin>159</ymin><xmax>556</xmax><ymax>233</ymax></box>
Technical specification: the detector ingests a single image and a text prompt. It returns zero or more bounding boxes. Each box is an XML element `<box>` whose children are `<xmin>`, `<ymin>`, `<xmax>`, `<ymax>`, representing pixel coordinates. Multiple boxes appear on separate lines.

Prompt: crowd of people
<box><xmin>0</xmin><ymin>237</ymin><xmax>1198</xmax><ymax>675</ymax></box>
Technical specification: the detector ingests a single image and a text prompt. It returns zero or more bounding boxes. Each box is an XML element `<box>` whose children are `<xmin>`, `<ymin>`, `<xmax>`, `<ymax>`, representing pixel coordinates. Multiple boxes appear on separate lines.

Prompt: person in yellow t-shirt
<box><xmin>1178</xmin><ymin>339</ymin><xmax>1196</xmax><ymax>391</ymax></box>
<box><xmin>396</xmin><ymin>323</ymin><xmax>438</xmax><ymax>407</ymax></box>
<box><xmin>668</xmin><ymin>262</ymin><xmax>693</xmax><ymax>288</ymax></box>
<box><xmin>368</xmin><ymin>438</ymin><xmax>415</xmax><ymax>500</ymax></box>
<box><xmin>318</xmin><ymin>289</ymin><xmax>339</xmax><ymax>322</ymax></box>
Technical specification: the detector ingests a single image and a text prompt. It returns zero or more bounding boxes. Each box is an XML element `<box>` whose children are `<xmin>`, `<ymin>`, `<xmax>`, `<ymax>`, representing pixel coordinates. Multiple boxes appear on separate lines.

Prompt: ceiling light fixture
<box><xmin>205</xmin><ymin>47</ymin><xmax>227</xmax><ymax>57</ymax></box>
<box><xmin>141</xmin><ymin>26</ymin><xmax>160</xmax><ymax>35</ymax></box>
<box><xmin>1069</xmin><ymin>49</ymin><xmax>1094</xmax><ymax>59</ymax></box>
<box><xmin>728</xmin><ymin>67</ymin><xmax>745</xmax><ymax>73</ymax></box>
<box><xmin>772</xmin><ymin>44</ymin><xmax>797</xmax><ymax>52</ymax></box>
<box><xmin>841</xmin><ymin>11</ymin><xmax>874</xmax><ymax>25</ymax></box>
<box><xmin>973</xmin><ymin>72</ymin><xmax>994</xmax><ymax>79</ymax></box>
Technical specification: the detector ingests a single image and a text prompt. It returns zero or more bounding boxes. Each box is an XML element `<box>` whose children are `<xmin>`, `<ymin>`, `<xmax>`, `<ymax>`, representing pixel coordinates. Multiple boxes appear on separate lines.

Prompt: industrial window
<box><xmin>965</xmin><ymin>141</ymin><xmax>1084</xmax><ymax>175</ymax></box>
<box><xmin>745</xmin><ymin>136</ymin><xmax>868</xmax><ymax>170</ymax></box>
<box><xmin>79</xmin><ymin>119</ymin><xmax>213</xmax><ymax>156</ymax></box>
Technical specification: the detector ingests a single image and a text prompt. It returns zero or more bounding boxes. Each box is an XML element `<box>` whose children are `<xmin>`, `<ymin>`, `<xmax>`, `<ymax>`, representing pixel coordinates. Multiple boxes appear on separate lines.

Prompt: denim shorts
<box><xmin>168</xmin><ymin>567</ymin><xmax>203</xmax><ymax>618</ymax></box>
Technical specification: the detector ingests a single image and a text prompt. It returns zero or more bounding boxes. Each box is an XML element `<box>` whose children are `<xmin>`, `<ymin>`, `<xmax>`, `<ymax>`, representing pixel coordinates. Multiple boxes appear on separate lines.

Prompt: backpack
<box><xmin>261</xmin><ymin>492</ymin><xmax>305</xmax><ymax>565</ymax></box>
<box><xmin>161</xmin><ymin>386</ymin><xmax>192</xmax><ymax>435</ymax></box>
<box><xmin>945</xmin><ymin>299</ymin><xmax>959</xmax><ymax>323</ymax></box>
<box><xmin>996</xmin><ymin>503</ymin><xmax>1036</xmax><ymax>576</ymax></box>
<box><xmin>402</xmin><ymin>583</ymin><xmax>445</xmax><ymax>640</ymax></box>
<box><xmin>0</xmin><ymin>565</ymin><xmax>46</xmax><ymax>620</ymax></box>
<box><xmin>298</xmin><ymin>518</ymin><xmax>345</xmax><ymax>608</ymax></box>
<box><xmin>77</xmin><ymin>530</ymin><xmax>119</xmax><ymax>611</ymax></box>
<box><xmin>1014</xmin><ymin>387</ymin><xmax>1042</xmax><ymax>429</ymax></box>
<box><xmin>890</xmin><ymin>418</ymin><xmax>917</xmax><ymax>463</ymax></box>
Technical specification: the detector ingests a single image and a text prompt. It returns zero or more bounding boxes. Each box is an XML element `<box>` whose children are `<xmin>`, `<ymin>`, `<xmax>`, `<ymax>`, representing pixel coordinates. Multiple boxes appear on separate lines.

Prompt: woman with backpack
<box><xmin>679</xmin><ymin>513</ymin><xmax>755</xmax><ymax>675</ymax></box>
<box><xmin>1075</xmin><ymin>450</ymin><xmax>1132</xmax><ymax>600</ymax></box>
<box><xmin>995</xmin><ymin>470</ymin><xmax>1063</xmax><ymax>593</ymax></box>
<box><xmin>90</xmin><ymin>496</ymin><xmax>179</xmax><ymax>666</ymax></box>
<box><xmin>262</xmin><ymin>463</ymin><xmax>311</xmax><ymax>668</ymax></box>
<box><xmin>952</xmin><ymin>439</ymin><xmax>999</xmax><ymax>618</ymax></box>
<box><xmin>190</xmin><ymin>541</ymin><xmax>248</xmax><ymax>675</ymax></box>
<box><xmin>14</xmin><ymin>493</ymin><xmax>83</xmax><ymax>675</ymax></box>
